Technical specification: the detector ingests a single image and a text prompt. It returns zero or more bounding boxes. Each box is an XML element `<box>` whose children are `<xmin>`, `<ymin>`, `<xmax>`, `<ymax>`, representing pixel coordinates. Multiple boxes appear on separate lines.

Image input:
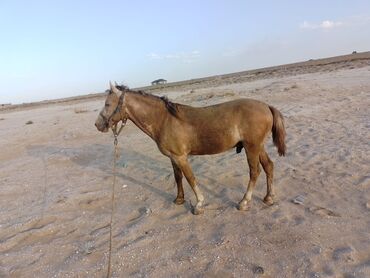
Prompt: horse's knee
<box><xmin>174</xmin><ymin>174</ymin><xmax>183</xmax><ymax>183</ymax></box>
<box><xmin>186</xmin><ymin>176</ymin><xmax>196</xmax><ymax>188</ymax></box>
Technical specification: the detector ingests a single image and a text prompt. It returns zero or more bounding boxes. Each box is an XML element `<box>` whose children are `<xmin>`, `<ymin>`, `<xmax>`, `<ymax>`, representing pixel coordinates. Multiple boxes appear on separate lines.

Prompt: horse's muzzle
<box><xmin>95</xmin><ymin>119</ymin><xmax>109</xmax><ymax>133</ymax></box>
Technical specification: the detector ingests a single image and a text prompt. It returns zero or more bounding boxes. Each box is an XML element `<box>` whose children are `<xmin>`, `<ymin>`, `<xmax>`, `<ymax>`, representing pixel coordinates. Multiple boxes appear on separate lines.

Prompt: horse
<box><xmin>95</xmin><ymin>82</ymin><xmax>286</xmax><ymax>215</ymax></box>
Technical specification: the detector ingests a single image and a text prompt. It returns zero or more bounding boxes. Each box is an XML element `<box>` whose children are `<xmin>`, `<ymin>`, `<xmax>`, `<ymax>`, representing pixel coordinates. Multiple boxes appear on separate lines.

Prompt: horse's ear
<box><xmin>109</xmin><ymin>81</ymin><xmax>114</xmax><ymax>94</ymax></box>
<box><xmin>109</xmin><ymin>81</ymin><xmax>120</xmax><ymax>95</ymax></box>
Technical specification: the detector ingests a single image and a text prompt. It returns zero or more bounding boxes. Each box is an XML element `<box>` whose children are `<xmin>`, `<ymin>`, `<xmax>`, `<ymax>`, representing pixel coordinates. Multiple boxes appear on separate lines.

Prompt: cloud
<box><xmin>300</xmin><ymin>15</ymin><xmax>370</xmax><ymax>32</ymax></box>
<box><xmin>147</xmin><ymin>50</ymin><xmax>200</xmax><ymax>63</ymax></box>
<box><xmin>147</xmin><ymin>52</ymin><xmax>161</xmax><ymax>59</ymax></box>
<box><xmin>300</xmin><ymin>20</ymin><xmax>343</xmax><ymax>30</ymax></box>
<box><xmin>320</xmin><ymin>20</ymin><xmax>343</xmax><ymax>29</ymax></box>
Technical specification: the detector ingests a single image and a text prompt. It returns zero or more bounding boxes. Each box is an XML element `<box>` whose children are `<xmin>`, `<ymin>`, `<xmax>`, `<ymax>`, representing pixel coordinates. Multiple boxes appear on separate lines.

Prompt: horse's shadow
<box><xmin>27</xmin><ymin>144</ymin><xmax>175</xmax><ymax>202</ymax></box>
<box><xmin>27</xmin><ymin>143</ymin><xmax>237</xmax><ymax>207</ymax></box>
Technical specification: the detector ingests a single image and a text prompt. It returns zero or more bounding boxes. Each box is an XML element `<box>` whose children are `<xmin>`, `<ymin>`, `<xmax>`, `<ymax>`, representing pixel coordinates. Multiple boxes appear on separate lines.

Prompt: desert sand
<box><xmin>0</xmin><ymin>55</ymin><xmax>370</xmax><ymax>277</ymax></box>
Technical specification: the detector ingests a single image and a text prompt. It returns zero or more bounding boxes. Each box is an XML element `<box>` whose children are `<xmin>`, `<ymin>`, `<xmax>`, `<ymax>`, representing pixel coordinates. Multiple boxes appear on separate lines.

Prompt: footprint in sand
<box><xmin>309</xmin><ymin>206</ymin><xmax>341</xmax><ymax>217</ymax></box>
<box><xmin>128</xmin><ymin>207</ymin><xmax>152</xmax><ymax>222</ymax></box>
<box><xmin>333</xmin><ymin>246</ymin><xmax>355</xmax><ymax>262</ymax></box>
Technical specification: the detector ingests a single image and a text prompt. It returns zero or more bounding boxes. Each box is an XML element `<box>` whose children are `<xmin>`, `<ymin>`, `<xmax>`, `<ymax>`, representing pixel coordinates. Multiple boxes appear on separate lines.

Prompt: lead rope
<box><xmin>106</xmin><ymin>120</ymin><xmax>126</xmax><ymax>278</ymax></box>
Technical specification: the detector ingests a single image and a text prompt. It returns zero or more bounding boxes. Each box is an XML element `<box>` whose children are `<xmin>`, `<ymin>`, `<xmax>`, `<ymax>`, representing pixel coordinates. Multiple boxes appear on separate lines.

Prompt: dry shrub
<box><xmin>222</xmin><ymin>91</ymin><xmax>236</xmax><ymax>97</ymax></box>
<box><xmin>74</xmin><ymin>108</ymin><xmax>89</xmax><ymax>114</ymax></box>
<box><xmin>25</xmin><ymin>120</ymin><xmax>33</xmax><ymax>125</ymax></box>
<box><xmin>291</xmin><ymin>84</ymin><xmax>298</xmax><ymax>89</ymax></box>
<box><xmin>284</xmin><ymin>84</ymin><xmax>298</xmax><ymax>91</ymax></box>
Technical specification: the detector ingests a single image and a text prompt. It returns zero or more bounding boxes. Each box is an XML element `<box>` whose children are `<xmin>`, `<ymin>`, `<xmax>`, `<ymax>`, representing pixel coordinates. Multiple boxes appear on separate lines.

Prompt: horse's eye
<box><xmin>105</xmin><ymin>104</ymin><xmax>110</xmax><ymax>107</ymax></box>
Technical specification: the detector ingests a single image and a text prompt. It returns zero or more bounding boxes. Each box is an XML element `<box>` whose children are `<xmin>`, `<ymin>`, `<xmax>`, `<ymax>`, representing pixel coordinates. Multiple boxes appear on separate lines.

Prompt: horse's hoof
<box><xmin>238</xmin><ymin>201</ymin><xmax>250</xmax><ymax>211</ymax></box>
<box><xmin>263</xmin><ymin>196</ymin><xmax>274</xmax><ymax>206</ymax></box>
<box><xmin>193</xmin><ymin>206</ymin><xmax>204</xmax><ymax>215</ymax></box>
<box><xmin>173</xmin><ymin>198</ymin><xmax>185</xmax><ymax>205</ymax></box>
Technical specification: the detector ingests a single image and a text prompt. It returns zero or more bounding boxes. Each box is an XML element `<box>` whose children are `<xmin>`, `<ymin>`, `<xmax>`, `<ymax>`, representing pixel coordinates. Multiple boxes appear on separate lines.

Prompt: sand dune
<box><xmin>0</xmin><ymin>58</ymin><xmax>370</xmax><ymax>277</ymax></box>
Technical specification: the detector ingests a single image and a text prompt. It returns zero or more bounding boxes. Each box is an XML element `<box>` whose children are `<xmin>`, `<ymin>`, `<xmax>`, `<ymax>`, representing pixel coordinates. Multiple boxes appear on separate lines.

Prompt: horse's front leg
<box><xmin>172</xmin><ymin>155</ymin><xmax>204</xmax><ymax>215</ymax></box>
<box><xmin>171</xmin><ymin>159</ymin><xmax>185</xmax><ymax>205</ymax></box>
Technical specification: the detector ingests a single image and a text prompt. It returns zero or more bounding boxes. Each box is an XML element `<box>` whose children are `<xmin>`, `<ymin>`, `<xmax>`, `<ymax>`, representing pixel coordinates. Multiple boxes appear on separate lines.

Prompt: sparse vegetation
<box><xmin>221</xmin><ymin>91</ymin><xmax>236</xmax><ymax>97</ymax></box>
<box><xmin>74</xmin><ymin>108</ymin><xmax>89</xmax><ymax>114</ymax></box>
<box><xmin>25</xmin><ymin>120</ymin><xmax>33</xmax><ymax>125</ymax></box>
<box><xmin>283</xmin><ymin>84</ymin><xmax>298</xmax><ymax>91</ymax></box>
<box><xmin>291</xmin><ymin>84</ymin><xmax>298</xmax><ymax>89</ymax></box>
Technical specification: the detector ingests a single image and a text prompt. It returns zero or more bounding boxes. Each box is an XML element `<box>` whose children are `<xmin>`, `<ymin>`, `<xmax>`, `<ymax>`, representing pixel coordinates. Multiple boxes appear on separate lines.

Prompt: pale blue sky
<box><xmin>1</xmin><ymin>0</ymin><xmax>370</xmax><ymax>104</ymax></box>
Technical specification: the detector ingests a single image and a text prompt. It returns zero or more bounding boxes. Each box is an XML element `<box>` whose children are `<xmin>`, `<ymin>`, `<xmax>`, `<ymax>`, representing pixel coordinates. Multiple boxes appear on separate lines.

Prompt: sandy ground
<box><xmin>1</xmin><ymin>60</ymin><xmax>370</xmax><ymax>277</ymax></box>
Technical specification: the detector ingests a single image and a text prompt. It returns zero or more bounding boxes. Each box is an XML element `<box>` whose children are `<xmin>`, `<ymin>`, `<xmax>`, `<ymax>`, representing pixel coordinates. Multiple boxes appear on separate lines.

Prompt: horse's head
<box><xmin>95</xmin><ymin>82</ymin><xmax>127</xmax><ymax>132</ymax></box>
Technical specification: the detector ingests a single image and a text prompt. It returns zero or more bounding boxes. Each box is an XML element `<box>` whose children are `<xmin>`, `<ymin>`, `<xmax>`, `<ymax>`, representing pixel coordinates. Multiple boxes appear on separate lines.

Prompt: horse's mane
<box><xmin>115</xmin><ymin>85</ymin><xmax>178</xmax><ymax>116</ymax></box>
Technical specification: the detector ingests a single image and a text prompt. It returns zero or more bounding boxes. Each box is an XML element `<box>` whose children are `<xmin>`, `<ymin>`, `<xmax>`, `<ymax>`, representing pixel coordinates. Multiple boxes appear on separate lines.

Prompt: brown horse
<box><xmin>95</xmin><ymin>82</ymin><xmax>286</xmax><ymax>215</ymax></box>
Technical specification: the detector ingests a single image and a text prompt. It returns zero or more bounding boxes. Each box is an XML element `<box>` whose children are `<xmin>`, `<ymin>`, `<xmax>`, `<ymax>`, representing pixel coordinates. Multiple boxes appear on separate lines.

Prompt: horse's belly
<box><xmin>190</xmin><ymin>128</ymin><xmax>240</xmax><ymax>155</ymax></box>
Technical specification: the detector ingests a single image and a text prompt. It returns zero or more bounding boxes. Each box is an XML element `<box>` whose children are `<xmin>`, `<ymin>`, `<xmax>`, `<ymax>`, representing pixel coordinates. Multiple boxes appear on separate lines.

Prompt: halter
<box><xmin>100</xmin><ymin>92</ymin><xmax>127</xmax><ymax>144</ymax></box>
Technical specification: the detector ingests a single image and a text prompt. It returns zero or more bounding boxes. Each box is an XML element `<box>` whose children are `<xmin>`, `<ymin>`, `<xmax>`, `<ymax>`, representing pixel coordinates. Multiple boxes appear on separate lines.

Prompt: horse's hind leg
<box><xmin>260</xmin><ymin>148</ymin><xmax>275</xmax><ymax>206</ymax></box>
<box><xmin>171</xmin><ymin>159</ymin><xmax>185</xmax><ymax>205</ymax></box>
<box><xmin>172</xmin><ymin>155</ymin><xmax>204</xmax><ymax>215</ymax></box>
<box><xmin>238</xmin><ymin>143</ymin><xmax>262</xmax><ymax>211</ymax></box>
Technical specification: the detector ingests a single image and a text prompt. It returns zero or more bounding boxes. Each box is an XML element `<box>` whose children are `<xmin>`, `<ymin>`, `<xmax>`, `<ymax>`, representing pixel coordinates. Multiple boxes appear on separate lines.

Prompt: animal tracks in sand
<box><xmin>0</xmin><ymin>216</ymin><xmax>57</xmax><ymax>253</ymax></box>
<box><xmin>308</xmin><ymin>206</ymin><xmax>341</xmax><ymax>217</ymax></box>
<box><xmin>291</xmin><ymin>194</ymin><xmax>341</xmax><ymax>217</ymax></box>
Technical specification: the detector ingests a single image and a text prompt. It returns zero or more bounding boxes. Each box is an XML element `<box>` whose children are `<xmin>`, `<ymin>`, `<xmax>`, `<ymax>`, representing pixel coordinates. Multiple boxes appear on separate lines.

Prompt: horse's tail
<box><xmin>269</xmin><ymin>106</ymin><xmax>286</xmax><ymax>156</ymax></box>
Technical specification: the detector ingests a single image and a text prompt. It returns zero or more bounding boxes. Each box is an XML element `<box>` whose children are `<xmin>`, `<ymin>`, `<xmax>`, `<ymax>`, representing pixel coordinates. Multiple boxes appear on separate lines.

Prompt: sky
<box><xmin>1</xmin><ymin>0</ymin><xmax>370</xmax><ymax>104</ymax></box>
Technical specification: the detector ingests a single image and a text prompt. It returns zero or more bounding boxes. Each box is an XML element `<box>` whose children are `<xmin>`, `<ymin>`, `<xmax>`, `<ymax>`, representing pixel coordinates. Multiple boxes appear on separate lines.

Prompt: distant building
<box><xmin>151</xmin><ymin>79</ymin><xmax>167</xmax><ymax>86</ymax></box>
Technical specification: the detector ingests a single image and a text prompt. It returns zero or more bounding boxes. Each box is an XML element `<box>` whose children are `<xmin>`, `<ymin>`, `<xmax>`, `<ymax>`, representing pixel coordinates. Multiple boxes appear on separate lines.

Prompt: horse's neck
<box><xmin>125</xmin><ymin>92</ymin><xmax>165</xmax><ymax>140</ymax></box>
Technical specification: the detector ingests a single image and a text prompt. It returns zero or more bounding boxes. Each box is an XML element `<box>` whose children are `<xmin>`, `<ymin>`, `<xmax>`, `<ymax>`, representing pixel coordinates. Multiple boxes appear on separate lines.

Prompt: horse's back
<box><xmin>181</xmin><ymin>98</ymin><xmax>272</xmax><ymax>128</ymax></box>
<box><xmin>175</xmin><ymin>98</ymin><xmax>273</xmax><ymax>155</ymax></box>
